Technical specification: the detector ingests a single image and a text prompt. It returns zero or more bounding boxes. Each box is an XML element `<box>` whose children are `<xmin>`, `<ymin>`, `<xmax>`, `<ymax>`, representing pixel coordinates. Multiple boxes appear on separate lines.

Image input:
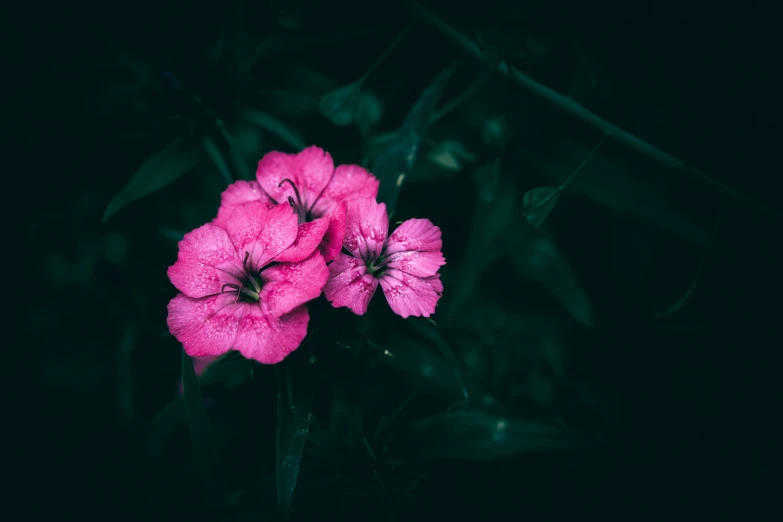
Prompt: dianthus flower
<box><xmin>325</xmin><ymin>198</ymin><xmax>445</xmax><ymax>318</ymax></box>
<box><xmin>167</xmin><ymin>201</ymin><xmax>327</xmax><ymax>364</ymax></box>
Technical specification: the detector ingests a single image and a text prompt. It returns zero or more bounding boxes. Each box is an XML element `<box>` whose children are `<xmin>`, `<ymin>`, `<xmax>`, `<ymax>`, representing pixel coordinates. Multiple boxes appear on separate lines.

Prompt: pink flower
<box><xmin>167</xmin><ymin>201</ymin><xmax>328</xmax><ymax>364</ymax></box>
<box><xmin>213</xmin><ymin>146</ymin><xmax>379</xmax><ymax>263</ymax></box>
<box><xmin>324</xmin><ymin>198</ymin><xmax>445</xmax><ymax>318</ymax></box>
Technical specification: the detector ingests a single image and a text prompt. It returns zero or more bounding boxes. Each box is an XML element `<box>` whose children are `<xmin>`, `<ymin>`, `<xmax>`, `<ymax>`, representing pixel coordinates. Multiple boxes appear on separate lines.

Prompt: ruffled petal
<box><xmin>319</xmin><ymin>202</ymin><xmax>346</xmax><ymax>263</ymax></box>
<box><xmin>226</xmin><ymin>201</ymin><xmax>299</xmax><ymax>272</ymax></box>
<box><xmin>167</xmin><ymin>293</ymin><xmax>246</xmax><ymax>357</ymax></box>
<box><xmin>233</xmin><ymin>305</ymin><xmax>309</xmax><ymax>364</ymax></box>
<box><xmin>167</xmin><ymin>223</ymin><xmax>242</xmax><ymax>298</ymax></box>
<box><xmin>309</xmin><ymin>163</ymin><xmax>379</xmax><ymax>217</ymax></box>
<box><xmin>275</xmin><ymin>217</ymin><xmax>330</xmax><ymax>263</ymax></box>
<box><xmin>213</xmin><ymin>180</ymin><xmax>272</xmax><ymax>228</ymax></box>
<box><xmin>384</xmin><ymin>218</ymin><xmax>443</xmax><ymax>256</ymax></box>
<box><xmin>256</xmin><ymin>146</ymin><xmax>334</xmax><ymax>210</ymax></box>
<box><xmin>343</xmin><ymin>198</ymin><xmax>389</xmax><ymax>261</ymax></box>
<box><xmin>324</xmin><ymin>253</ymin><xmax>379</xmax><ymax>316</ymax></box>
<box><xmin>260</xmin><ymin>251</ymin><xmax>329</xmax><ymax>317</ymax></box>
<box><xmin>379</xmin><ymin>268</ymin><xmax>442</xmax><ymax>318</ymax></box>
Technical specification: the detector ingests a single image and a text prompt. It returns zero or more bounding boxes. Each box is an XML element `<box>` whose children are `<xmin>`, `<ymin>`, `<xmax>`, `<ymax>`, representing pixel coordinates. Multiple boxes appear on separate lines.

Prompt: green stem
<box><xmin>559</xmin><ymin>132</ymin><xmax>608</xmax><ymax>190</ymax></box>
<box><xmin>411</xmin><ymin>0</ymin><xmax>783</xmax><ymax>221</ymax></box>
<box><xmin>359</xmin><ymin>20</ymin><xmax>418</xmax><ymax>83</ymax></box>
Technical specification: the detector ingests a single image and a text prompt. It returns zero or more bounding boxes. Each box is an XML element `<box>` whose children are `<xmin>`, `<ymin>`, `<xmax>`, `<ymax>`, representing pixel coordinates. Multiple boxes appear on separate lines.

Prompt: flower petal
<box><xmin>324</xmin><ymin>253</ymin><xmax>379</xmax><ymax>316</ymax></box>
<box><xmin>260</xmin><ymin>251</ymin><xmax>329</xmax><ymax>317</ymax></box>
<box><xmin>275</xmin><ymin>217</ymin><xmax>330</xmax><ymax>263</ymax></box>
<box><xmin>167</xmin><ymin>223</ymin><xmax>242</xmax><ymax>298</ymax></box>
<box><xmin>213</xmin><ymin>180</ymin><xmax>272</xmax><ymax>228</ymax></box>
<box><xmin>309</xmin><ymin>163</ymin><xmax>379</xmax><ymax>217</ymax></box>
<box><xmin>379</xmin><ymin>268</ymin><xmax>442</xmax><ymax>318</ymax></box>
<box><xmin>343</xmin><ymin>198</ymin><xmax>388</xmax><ymax>261</ymax></box>
<box><xmin>234</xmin><ymin>305</ymin><xmax>310</xmax><ymax>364</ymax></box>
<box><xmin>319</xmin><ymin>202</ymin><xmax>347</xmax><ymax>262</ymax></box>
<box><xmin>167</xmin><ymin>293</ymin><xmax>246</xmax><ymax>357</ymax></box>
<box><xmin>383</xmin><ymin>250</ymin><xmax>445</xmax><ymax>278</ymax></box>
<box><xmin>226</xmin><ymin>201</ymin><xmax>299</xmax><ymax>272</ymax></box>
<box><xmin>384</xmin><ymin>218</ymin><xmax>443</xmax><ymax>256</ymax></box>
<box><xmin>423</xmin><ymin>273</ymin><xmax>443</xmax><ymax>294</ymax></box>
<box><xmin>256</xmin><ymin>146</ymin><xmax>334</xmax><ymax>210</ymax></box>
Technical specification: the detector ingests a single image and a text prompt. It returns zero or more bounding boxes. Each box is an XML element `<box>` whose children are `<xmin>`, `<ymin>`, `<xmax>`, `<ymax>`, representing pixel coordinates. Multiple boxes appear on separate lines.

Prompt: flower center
<box><xmin>220</xmin><ymin>251</ymin><xmax>262</xmax><ymax>303</ymax></box>
<box><xmin>278</xmin><ymin>178</ymin><xmax>308</xmax><ymax>224</ymax></box>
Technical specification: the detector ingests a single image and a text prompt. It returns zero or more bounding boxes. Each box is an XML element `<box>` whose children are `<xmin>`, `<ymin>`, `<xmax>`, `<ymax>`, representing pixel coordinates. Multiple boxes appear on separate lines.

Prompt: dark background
<box><xmin>12</xmin><ymin>0</ymin><xmax>780</xmax><ymax>519</ymax></box>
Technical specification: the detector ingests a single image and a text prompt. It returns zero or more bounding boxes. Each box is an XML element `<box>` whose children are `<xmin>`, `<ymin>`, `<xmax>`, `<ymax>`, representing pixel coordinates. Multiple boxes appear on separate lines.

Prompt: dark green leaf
<box><xmin>522</xmin><ymin>186</ymin><xmax>561</xmax><ymax>228</ymax></box>
<box><xmin>505</xmin><ymin>224</ymin><xmax>594</xmax><ymax>328</ymax></box>
<box><xmin>374</xmin><ymin>62</ymin><xmax>459</xmax><ymax>215</ymax></box>
<box><xmin>240</xmin><ymin>109</ymin><xmax>307</xmax><ymax>151</ymax></box>
<box><xmin>397</xmin><ymin>409</ymin><xmax>572</xmax><ymax>461</ymax></box>
<box><xmin>146</xmin><ymin>354</ymin><xmax>253</xmax><ymax>459</ymax></box>
<box><xmin>276</xmin><ymin>363</ymin><xmax>315</xmax><ymax>516</ymax></box>
<box><xmin>319</xmin><ymin>82</ymin><xmax>362</xmax><ymax>126</ymax></box>
<box><xmin>375</xmin><ymin>334</ymin><xmax>467</xmax><ymax>401</ymax></box>
<box><xmin>201</xmin><ymin>135</ymin><xmax>233</xmax><ymax>184</ymax></box>
<box><xmin>181</xmin><ymin>350</ymin><xmax>226</xmax><ymax>509</ymax></box>
<box><xmin>103</xmin><ymin>138</ymin><xmax>202</xmax><ymax>221</ymax></box>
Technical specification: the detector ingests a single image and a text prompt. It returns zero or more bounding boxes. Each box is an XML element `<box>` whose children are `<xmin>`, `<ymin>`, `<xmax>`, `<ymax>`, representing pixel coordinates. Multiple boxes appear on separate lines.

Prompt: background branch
<box><xmin>410</xmin><ymin>1</ymin><xmax>782</xmax><ymax>221</ymax></box>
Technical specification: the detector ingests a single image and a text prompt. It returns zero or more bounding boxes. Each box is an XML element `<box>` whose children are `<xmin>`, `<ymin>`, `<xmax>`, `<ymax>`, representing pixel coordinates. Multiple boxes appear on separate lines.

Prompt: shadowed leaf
<box><xmin>373</xmin><ymin>62</ymin><xmax>459</xmax><ymax>215</ymax></box>
<box><xmin>523</xmin><ymin>186</ymin><xmax>561</xmax><ymax>228</ymax></box>
<box><xmin>319</xmin><ymin>82</ymin><xmax>362</xmax><ymax>126</ymax></box>
<box><xmin>395</xmin><ymin>409</ymin><xmax>572</xmax><ymax>461</ymax></box>
<box><xmin>240</xmin><ymin>109</ymin><xmax>307</xmax><ymax>151</ymax></box>
<box><xmin>181</xmin><ymin>350</ymin><xmax>226</xmax><ymax>510</ymax></box>
<box><xmin>103</xmin><ymin>138</ymin><xmax>202</xmax><ymax>221</ymax></box>
<box><xmin>147</xmin><ymin>355</ymin><xmax>254</xmax><ymax>458</ymax></box>
<box><xmin>276</xmin><ymin>362</ymin><xmax>315</xmax><ymax>515</ymax></box>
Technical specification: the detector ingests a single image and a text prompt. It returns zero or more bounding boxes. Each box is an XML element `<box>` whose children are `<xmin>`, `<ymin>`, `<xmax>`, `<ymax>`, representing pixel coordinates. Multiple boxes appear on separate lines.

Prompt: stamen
<box><xmin>243</xmin><ymin>251</ymin><xmax>250</xmax><ymax>271</ymax></box>
<box><xmin>287</xmin><ymin>196</ymin><xmax>297</xmax><ymax>209</ymax></box>
<box><xmin>221</xmin><ymin>283</ymin><xmax>240</xmax><ymax>293</ymax></box>
<box><xmin>278</xmin><ymin>178</ymin><xmax>304</xmax><ymax>211</ymax></box>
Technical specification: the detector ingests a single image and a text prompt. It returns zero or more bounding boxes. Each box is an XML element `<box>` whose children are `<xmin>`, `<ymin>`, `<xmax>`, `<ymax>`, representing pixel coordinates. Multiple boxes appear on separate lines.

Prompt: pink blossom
<box><xmin>213</xmin><ymin>146</ymin><xmax>379</xmax><ymax>262</ymax></box>
<box><xmin>324</xmin><ymin>198</ymin><xmax>445</xmax><ymax>318</ymax></box>
<box><xmin>167</xmin><ymin>201</ymin><xmax>328</xmax><ymax>364</ymax></box>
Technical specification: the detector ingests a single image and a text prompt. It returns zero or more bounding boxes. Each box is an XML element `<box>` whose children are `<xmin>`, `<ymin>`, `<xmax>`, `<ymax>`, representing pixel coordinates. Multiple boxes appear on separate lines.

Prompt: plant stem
<box><xmin>559</xmin><ymin>132</ymin><xmax>608</xmax><ymax>190</ymax></box>
<box><xmin>360</xmin><ymin>20</ymin><xmax>418</xmax><ymax>83</ymax></box>
<box><xmin>410</xmin><ymin>1</ymin><xmax>782</xmax><ymax>221</ymax></box>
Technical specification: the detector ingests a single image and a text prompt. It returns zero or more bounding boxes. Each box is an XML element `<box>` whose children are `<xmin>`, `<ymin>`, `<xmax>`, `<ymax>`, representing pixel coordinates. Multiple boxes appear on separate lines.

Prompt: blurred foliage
<box><xmin>22</xmin><ymin>0</ymin><xmax>782</xmax><ymax>520</ymax></box>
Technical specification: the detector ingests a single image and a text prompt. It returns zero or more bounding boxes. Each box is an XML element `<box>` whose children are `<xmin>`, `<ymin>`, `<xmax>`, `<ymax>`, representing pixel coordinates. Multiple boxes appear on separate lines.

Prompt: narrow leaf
<box><xmin>240</xmin><ymin>109</ymin><xmax>307</xmax><ymax>151</ymax></box>
<box><xmin>373</xmin><ymin>62</ymin><xmax>459</xmax><ymax>215</ymax></box>
<box><xmin>103</xmin><ymin>138</ymin><xmax>202</xmax><ymax>221</ymax></box>
<box><xmin>276</xmin><ymin>363</ymin><xmax>315</xmax><ymax>516</ymax></box>
<box><xmin>181</xmin><ymin>350</ymin><xmax>226</xmax><ymax>509</ymax></box>
<box><xmin>201</xmin><ymin>136</ymin><xmax>233</xmax><ymax>185</ymax></box>
<box><xmin>319</xmin><ymin>82</ymin><xmax>362</xmax><ymax>126</ymax></box>
<box><xmin>146</xmin><ymin>354</ymin><xmax>252</xmax><ymax>459</ymax></box>
<box><xmin>522</xmin><ymin>186</ymin><xmax>561</xmax><ymax>228</ymax></box>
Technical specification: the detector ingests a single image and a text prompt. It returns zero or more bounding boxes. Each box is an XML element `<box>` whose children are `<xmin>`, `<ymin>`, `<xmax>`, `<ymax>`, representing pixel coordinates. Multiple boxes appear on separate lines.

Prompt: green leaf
<box><xmin>373</xmin><ymin>62</ymin><xmax>459</xmax><ymax>216</ymax></box>
<box><xmin>522</xmin><ymin>186</ymin><xmax>561</xmax><ymax>228</ymax></box>
<box><xmin>181</xmin><ymin>350</ymin><xmax>226</xmax><ymax>509</ymax></box>
<box><xmin>505</xmin><ymin>224</ymin><xmax>594</xmax><ymax>328</ymax></box>
<box><xmin>103</xmin><ymin>138</ymin><xmax>202</xmax><ymax>221</ymax></box>
<box><xmin>146</xmin><ymin>354</ymin><xmax>253</xmax><ymax>459</ymax></box>
<box><xmin>397</xmin><ymin>409</ymin><xmax>572</xmax><ymax>461</ymax></box>
<box><xmin>374</xmin><ymin>334</ymin><xmax>467</xmax><ymax>401</ymax></box>
<box><xmin>201</xmin><ymin>135</ymin><xmax>233</xmax><ymax>185</ymax></box>
<box><xmin>276</xmin><ymin>362</ymin><xmax>315</xmax><ymax>516</ymax></box>
<box><xmin>240</xmin><ymin>109</ymin><xmax>307</xmax><ymax>152</ymax></box>
<box><xmin>319</xmin><ymin>82</ymin><xmax>362</xmax><ymax>126</ymax></box>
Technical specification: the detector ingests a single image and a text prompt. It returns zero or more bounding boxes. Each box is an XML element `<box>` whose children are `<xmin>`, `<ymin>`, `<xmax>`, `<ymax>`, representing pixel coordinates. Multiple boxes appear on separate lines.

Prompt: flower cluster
<box><xmin>167</xmin><ymin>146</ymin><xmax>445</xmax><ymax>365</ymax></box>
